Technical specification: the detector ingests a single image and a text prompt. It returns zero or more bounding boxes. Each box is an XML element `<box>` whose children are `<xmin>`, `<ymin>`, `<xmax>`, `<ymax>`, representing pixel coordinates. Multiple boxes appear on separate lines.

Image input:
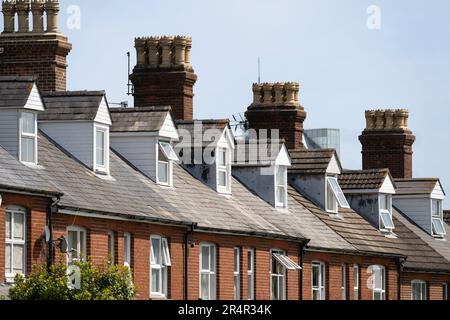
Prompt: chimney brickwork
<box><xmin>0</xmin><ymin>0</ymin><xmax>72</xmax><ymax>93</ymax></box>
<box><xmin>130</xmin><ymin>36</ymin><xmax>197</xmax><ymax>121</ymax></box>
<box><xmin>246</xmin><ymin>82</ymin><xmax>307</xmax><ymax>150</ymax></box>
<box><xmin>359</xmin><ymin>109</ymin><xmax>416</xmax><ymax>179</ymax></box>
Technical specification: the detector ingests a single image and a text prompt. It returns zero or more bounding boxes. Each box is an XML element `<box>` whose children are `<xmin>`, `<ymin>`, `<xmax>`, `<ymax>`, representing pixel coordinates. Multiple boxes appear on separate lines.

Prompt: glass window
<box><xmin>341</xmin><ymin>264</ymin><xmax>347</xmax><ymax>300</ymax></box>
<box><xmin>353</xmin><ymin>264</ymin><xmax>359</xmax><ymax>300</ymax></box>
<box><xmin>234</xmin><ymin>247</ymin><xmax>240</xmax><ymax>300</ymax></box>
<box><xmin>108</xmin><ymin>231</ymin><xmax>115</xmax><ymax>265</ymax></box>
<box><xmin>432</xmin><ymin>199</ymin><xmax>442</xmax><ymax>218</ymax></box>
<box><xmin>379</xmin><ymin>194</ymin><xmax>394</xmax><ymax>231</ymax></box>
<box><xmin>371</xmin><ymin>265</ymin><xmax>386</xmax><ymax>300</ymax></box>
<box><xmin>275</xmin><ymin>166</ymin><xmax>287</xmax><ymax>208</ymax></box>
<box><xmin>217</xmin><ymin>148</ymin><xmax>229</xmax><ymax>190</ymax></box>
<box><xmin>5</xmin><ymin>207</ymin><xmax>26</xmax><ymax>280</ymax></box>
<box><xmin>312</xmin><ymin>261</ymin><xmax>326</xmax><ymax>300</ymax></box>
<box><xmin>150</xmin><ymin>236</ymin><xmax>171</xmax><ymax>298</ymax></box>
<box><xmin>380</xmin><ymin>211</ymin><xmax>395</xmax><ymax>230</ymax></box>
<box><xmin>124</xmin><ymin>233</ymin><xmax>131</xmax><ymax>266</ymax></box>
<box><xmin>95</xmin><ymin>128</ymin><xmax>106</xmax><ymax>167</ymax></box>
<box><xmin>443</xmin><ymin>283</ymin><xmax>448</xmax><ymax>301</ymax></box>
<box><xmin>327</xmin><ymin>177</ymin><xmax>350</xmax><ymax>208</ymax></box>
<box><xmin>158</xmin><ymin>161</ymin><xmax>169</xmax><ymax>185</ymax></box>
<box><xmin>67</xmin><ymin>226</ymin><xmax>86</xmax><ymax>264</ymax></box>
<box><xmin>20</xmin><ymin>111</ymin><xmax>37</xmax><ymax>164</ymax></box>
<box><xmin>200</xmin><ymin>243</ymin><xmax>216</xmax><ymax>300</ymax></box>
<box><xmin>412</xmin><ymin>280</ymin><xmax>427</xmax><ymax>300</ymax></box>
<box><xmin>247</xmin><ymin>249</ymin><xmax>255</xmax><ymax>300</ymax></box>
<box><xmin>271</xmin><ymin>250</ymin><xmax>286</xmax><ymax>300</ymax></box>
<box><xmin>431</xmin><ymin>200</ymin><xmax>446</xmax><ymax>237</ymax></box>
<box><xmin>326</xmin><ymin>182</ymin><xmax>338</xmax><ymax>213</ymax></box>
<box><xmin>159</xmin><ymin>142</ymin><xmax>179</xmax><ymax>161</ymax></box>
<box><xmin>432</xmin><ymin>218</ymin><xmax>446</xmax><ymax>237</ymax></box>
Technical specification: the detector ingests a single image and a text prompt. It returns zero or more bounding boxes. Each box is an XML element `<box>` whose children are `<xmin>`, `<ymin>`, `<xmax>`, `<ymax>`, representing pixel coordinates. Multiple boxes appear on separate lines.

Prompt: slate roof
<box><xmin>176</xmin><ymin>120</ymin><xmax>230</xmax><ymax>147</ymax></box>
<box><xmin>0</xmin><ymin>76</ymin><xmax>38</xmax><ymax>109</ymax></box>
<box><xmin>339</xmin><ymin>169</ymin><xmax>393</xmax><ymax>190</ymax></box>
<box><xmin>110</xmin><ymin>106</ymin><xmax>171</xmax><ymax>132</ymax></box>
<box><xmin>39</xmin><ymin>91</ymin><xmax>106</xmax><ymax>121</ymax></box>
<box><xmin>233</xmin><ymin>140</ymin><xmax>285</xmax><ymax>167</ymax></box>
<box><xmin>0</xmin><ymin>145</ymin><xmax>61</xmax><ymax>196</ymax></box>
<box><xmin>394</xmin><ymin>178</ymin><xmax>443</xmax><ymax>195</ymax></box>
<box><xmin>288</xmin><ymin>148</ymin><xmax>339</xmax><ymax>174</ymax></box>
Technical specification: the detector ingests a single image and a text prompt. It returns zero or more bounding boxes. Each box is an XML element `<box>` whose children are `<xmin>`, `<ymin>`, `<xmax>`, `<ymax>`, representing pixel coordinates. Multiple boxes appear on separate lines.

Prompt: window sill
<box><xmin>150</xmin><ymin>295</ymin><xmax>168</xmax><ymax>300</ymax></box>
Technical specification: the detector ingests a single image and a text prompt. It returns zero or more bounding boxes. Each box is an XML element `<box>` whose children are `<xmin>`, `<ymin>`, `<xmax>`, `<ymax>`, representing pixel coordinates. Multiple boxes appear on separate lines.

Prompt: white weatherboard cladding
<box><xmin>393</xmin><ymin>197</ymin><xmax>432</xmax><ymax>234</ymax></box>
<box><xmin>94</xmin><ymin>97</ymin><xmax>112</xmax><ymax>126</ymax></box>
<box><xmin>39</xmin><ymin>121</ymin><xmax>94</xmax><ymax>169</ymax></box>
<box><xmin>326</xmin><ymin>154</ymin><xmax>341</xmax><ymax>175</ymax></box>
<box><xmin>110</xmin><ymin>135</ymin><xmax>158</xmax><ymax>181</ymax></box>
<box><xmin>216</xmin><ymin>127</ymin><xmax>235</xmax><ymax>149</ymax></box>
<box><xmin>380</xmin><ymin>176</ymin><xmax>396</xmax><ymax>194</ymax></box>
<box><xmin>275</xmin><ymin>145</ymin><xmax>291</xmax><ymax>167</ymax></box>
<box><xmin>159</xmin><ymin>113</ymin><xmax>179</xmax><ymax>141</ymax></box>
<box><xmin>0</xmin><ymin>109</ymin><xmax>19</xmax><ymax>157</ymax></box>
<box><xmin>431</xmin><ymin>182</ymin><xmax>445</xmax><ymax>200</ymax></box>
<box><xmin>24</xmin><ymin>84</ymin><xmax>45</xmax><ymax>111</ymax></box>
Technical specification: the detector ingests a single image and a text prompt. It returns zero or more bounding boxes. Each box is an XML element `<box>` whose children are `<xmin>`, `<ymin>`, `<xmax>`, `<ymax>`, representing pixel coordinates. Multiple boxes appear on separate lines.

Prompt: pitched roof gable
<box><xmin>0</xmin><ymin>76</ymin><xmax>45</xmax><ymax>111</ymax></box>
<box><xmin>288</xmin><ymin>148</ymin><xmax>341</xmax><ymax>175</ymax></box>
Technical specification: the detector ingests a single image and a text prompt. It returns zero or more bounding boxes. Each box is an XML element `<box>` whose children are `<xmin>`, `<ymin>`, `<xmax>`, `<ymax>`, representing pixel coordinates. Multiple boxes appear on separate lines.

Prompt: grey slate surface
<box><xmin>110</xmin><ymin>106</ymin><xmax>171</xmax><ymax>132</ymax></box>
<box><xmin>176</xmin><ymin>120</ymin><xmax>230</xmax><ymax>147</ymax></box>
<box><xmin>39</xmin><ymin>91</ymin><xmax>105</xmax><ymax>121</ymax></box>
<box><xmin>339</xmin><ymin>169</ymin><xmax>394</xmax><ymax>190</ymax></box>
<box><xmin>288</xmin><ymin>148</ymin><xmax>339</xmax><ymax>174</ymax></box>
<box><xmin>233</xmin><ymin>140</ymin><xmax>284</xmax><ymax>167</ymax></box>
<box><xmin>0</xmin><ymin>76</ymin><xmax>36</xmax><ymax>109</ymax></box>
<box><xmin>394</xmin><ymin>178</ymin><xmax>444</xmax><ymax>195</ymax></box>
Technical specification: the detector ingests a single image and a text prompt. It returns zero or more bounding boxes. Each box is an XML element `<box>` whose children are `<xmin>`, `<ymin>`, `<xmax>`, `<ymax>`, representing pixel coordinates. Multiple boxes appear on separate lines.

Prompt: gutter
<box><xmin>184</xmin><ymin>223</ymin><xmax>197</xmax><ymax>300</ymax></box>
<box><xmin>0</xmin><ymin>185</ymin><xmax>62</xmax><ymax>198</ymax></box>
<box><xmin>305</xmin><ymin>246</ymin><xmax>406</xmax><ymax>260</ymax></box>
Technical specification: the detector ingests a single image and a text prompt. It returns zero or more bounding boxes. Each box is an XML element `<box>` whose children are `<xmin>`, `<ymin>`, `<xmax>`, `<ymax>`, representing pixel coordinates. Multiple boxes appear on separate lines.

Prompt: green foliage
<box><xmin>9</xmin><ymin>260</ymin><xmax>135</xmax><ymax>301</ymax></box>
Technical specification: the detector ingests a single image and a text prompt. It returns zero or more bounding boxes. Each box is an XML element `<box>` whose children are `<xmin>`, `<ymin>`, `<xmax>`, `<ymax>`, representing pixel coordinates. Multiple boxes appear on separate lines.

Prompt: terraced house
<box><xmin>0</xmin><ymin>0</ymin><xmax>449</xmax><ymax>300</ymax></box>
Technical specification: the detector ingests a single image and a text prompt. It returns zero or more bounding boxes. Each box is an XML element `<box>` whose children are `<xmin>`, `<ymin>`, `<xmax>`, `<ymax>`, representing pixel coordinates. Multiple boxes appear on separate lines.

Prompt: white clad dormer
<box><xmin>0</xmin><ymin>77</ymin><xmax>45</xmax><ymax>165</ymax></box>
<box><xmin>110</xmin><ymin>106</ymin><xmax>179</xmax><ymax>186</ymax></box>
<box><xmin>39</xmin><ymin>91</ymin><xmax>112</xmax><ymax>175</ymax></box>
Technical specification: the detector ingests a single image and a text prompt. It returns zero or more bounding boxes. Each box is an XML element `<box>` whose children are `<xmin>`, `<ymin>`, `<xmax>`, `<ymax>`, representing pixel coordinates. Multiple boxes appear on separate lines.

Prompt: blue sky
<box><xmin>60</xmin><ymin>0</ymin><xmax>450</xmax><ymax>205</ymax></box>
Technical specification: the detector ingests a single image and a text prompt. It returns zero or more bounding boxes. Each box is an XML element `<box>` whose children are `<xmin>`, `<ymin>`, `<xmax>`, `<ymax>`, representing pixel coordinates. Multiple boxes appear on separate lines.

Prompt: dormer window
<box><xmin>275</xmin><ymin>166</ymin><xmax>288</xmax><ymax>208</ymax></box>
<box><xmin>94</xmin><ymin>125</ymin><xmax>109</xmax><ymax>174</ymax></box>
<box><xmin>379</xmin><ymin>194</ymin><xmax>395</xmax><ymax>232</ymax></box>
<box><xmin>20</xmin><ymin>111</ymin><xmax>37</xmax><ymax>164</ymax></box>
<box><xmin>217</xmin><ymin>147</ymin><xmax>230</xmax><ymax>192</ymax></box>
<box><xmin>432</xmin><ymin>199</ymin><xmax>446</xmax><ymax>237</ymax></box>
<box><xmin>157</xmin><ymin>142</ymin><xmax>178</xmax><ymax>186</ymax></box>
<box><xmin>326</xmin><ymin>177</ymin><xmax>350</xmax><ymax>213</ymax></box>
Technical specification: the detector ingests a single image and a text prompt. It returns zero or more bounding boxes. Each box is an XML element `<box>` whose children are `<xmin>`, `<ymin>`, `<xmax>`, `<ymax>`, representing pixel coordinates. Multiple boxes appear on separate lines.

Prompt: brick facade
<box><xmin>0</xmin><ymin>33</ymin><xmax>72</xmax><ymax>93</ymax></box>
<box><xmin>130</xmin><ymin>67</ymin><xmax>197</xmax><ymax>121</ymax></box>
<box><xmin>400</xmin><ymin>272</ymin><xmax>450</xmax><ymax>300</ymax></box>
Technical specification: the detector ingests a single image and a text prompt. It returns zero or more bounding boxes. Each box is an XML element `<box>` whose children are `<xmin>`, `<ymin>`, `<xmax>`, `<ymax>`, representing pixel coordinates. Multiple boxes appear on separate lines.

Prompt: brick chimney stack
<box><xmin>245</xmin><ymin>82</ymin><xmax>307</xmax><ymax>150</ymax></box>
<box><xmin>0</xmin><ymin>0</ymin><xmax>72</xmax><ymax>93</ymax></box>
<box><xmin>130</xmin><ymin>35</ymin><xmax>198</xmax><ymax>121</ymax></box>
<box><xmin>359</xmin><ymin>109</ymin><xmax>416</xmax><ymax>179</ymax></box>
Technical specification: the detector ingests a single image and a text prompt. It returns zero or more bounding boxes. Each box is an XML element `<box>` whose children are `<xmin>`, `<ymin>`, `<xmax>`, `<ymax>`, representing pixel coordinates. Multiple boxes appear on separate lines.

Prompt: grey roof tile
<box><xmin>110</xmin><ymin>106</ymin><xmax>171</xmax><ymax>132</ymax></box>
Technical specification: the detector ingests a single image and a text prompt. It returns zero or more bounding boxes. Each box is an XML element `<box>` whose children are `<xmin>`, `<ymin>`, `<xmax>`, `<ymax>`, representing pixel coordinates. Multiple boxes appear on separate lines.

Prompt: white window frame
<box><xmin>312</xmin><ymin>261</ymin><xmax>326</xmax><ymax>300</ymax></box>
<box><xmin>5</xmin><ymin>206</ymin><xmax>27</xmax><ymax>281</ymax></box>
<box><xmin>66</xmin><ymin>226</ymin><xmax>87</xmax><ymax>265</ymax></box>
<box><xmin>247</xmin><ymin>248</ymin><xmax>255</xmax><ymax>300</ymax></box>
<box><xmin>353</xmin><ymin>264</ymin><xmax>360</xmax><ymax>300</ymax></box>
<box><xmin>199</xmin><ymin>243</ymin><xmax>217</xmax><ymax>300</ymax></box>
<box><xmin>216</xmin><ymin>147</ymin><xmax>231</xmax><ymax>193</ymax></box>
<box><xmin>107</xmin><ymin>231</ymin><xmax>115</xmax><ymax>265</ymax></box>
<box><xmin>326</xmin><ymin>176</ymin><xmax>350</xmax><ymax>213</ymax></box>
<box><xmin>379</xmin><ymin>194</ymin><xmax>395</xmax><ymax>231</ymax></box>
<box><xmin>371</xmin><ymin>265</ymin><xmax>386</xmax><ymax>300</ymax></box>
<box><xmin>150</xmin><ymin>235</ymin><xmax>171</xmax><ymax>298</ymax></box>
<box><xmin>431</xmin><ymin>199</ymin><xmax>446</xmax><ymax>237</ymax></box>
<box><xmin>270</xmin><ymin>249</ymin><xmax>286</xmax><ymax>301</ymax></box>
<box><xmin>124</xmin><ymin>232</ymin><xmax>131</xmax><ymax>266</ymax></box>
<box><xmin>341</xmin><ymin>264</ymin><xmax>347</xmax><ymax>300</ymax></box>
<box><xmin>94</xmin><ymin>124</ymin><xmax>109</xmax><ymax>174</ymax></box>
<box><xmin>157</xmin><ymin>142</ymin><xmax>174</xmax><ymax>186</ymax></box>
<box><xmin>234</xmin><ymin>247</ymin><xmax>241</xmax><ymax>300</ymax></box>
<box><xmin>19</xmin><ymin>111</ymin><xmax>38</xmax><ymax>165</ymax></box>
<box><xmin>275</xmin><ymin>166</ymin><xmax>288</xmax><ymax>208</ymax></box>
<box><xmin>411</xmin><ymin>280</ymin><xmax>427</xmax><ymax>300</ymax></box>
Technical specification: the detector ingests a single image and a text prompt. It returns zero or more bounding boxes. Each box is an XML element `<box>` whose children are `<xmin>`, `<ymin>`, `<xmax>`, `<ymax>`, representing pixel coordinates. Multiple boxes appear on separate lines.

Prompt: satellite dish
<box><xmin>44</xmin><ymin>226</ymin><xmax>51</xmax><ymax>243</ymax></box>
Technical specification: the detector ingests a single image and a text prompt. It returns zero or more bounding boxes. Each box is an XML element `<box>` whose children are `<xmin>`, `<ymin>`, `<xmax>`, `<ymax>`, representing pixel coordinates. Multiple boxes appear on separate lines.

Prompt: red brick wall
<box><xmin>302</xmin><ymin>251</ymin><xmax>399</xmax><ymax>300</ymax></box>
<box><xmin>0</xmin><ymin>192</ymin><xmax>51</xmax><ymax>283</ymax></box>
<box><xmin>400</xmin><ymin>272</ymin><xmax>450</xmax><ymax>300</ymax></box>
<box><xmin>130</xmin><ymin>69</ymin><xmax>197</xmax><ymax>121</ymax></box>
<box><xmin>0</xmin><ymin>34</ymin><xmax>72</xmax><ymax>93</ymax></box>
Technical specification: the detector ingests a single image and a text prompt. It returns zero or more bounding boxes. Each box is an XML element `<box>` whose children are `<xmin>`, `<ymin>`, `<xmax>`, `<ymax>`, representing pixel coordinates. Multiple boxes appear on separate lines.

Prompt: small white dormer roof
<box><xmin>275</xmin><ymin>144</ymin><xmax>291</xmax><ymax>167</ymax></box>
<box><xmin>393</xmin><ymin>178</ymin><xmax>445</xmax><ymax>200</ymax></box>
<box><xmin>216</xmin><ymin>125</ymin><xmax>235</xmax><ymax>150</ymax></box>
<box><xmin>94</xmin><ymin>96</ymin><xmax>112</xmax><ymax>126</ymax></box>
<box><xmin>24</xmin><ymin>83</ymin><xmax>45</xmax><ymax>112</ymax></box>
<box><xmin>326</xmin><ymin>153</ymin><xmax>342</xmax><ymax>175</ymax></box>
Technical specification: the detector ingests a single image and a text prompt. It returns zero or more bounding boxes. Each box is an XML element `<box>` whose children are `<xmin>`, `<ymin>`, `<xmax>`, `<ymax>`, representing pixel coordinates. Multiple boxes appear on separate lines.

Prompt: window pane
<box><xmin>248</xmin><ymin>274</ymin><xmax>254</xmax><ymax>300</ymax></box>
<box><xmin>108</xmin><ymin>233</ymin><xmax>115</xmax><ymax>264</ymax></box>
<box><xmin>201</xmin><ymin>274</ymin><xmax>210</xmax><ymax>300</ymax></box>
<box><xmin>271</xmin><ymin>275</ymin><xmax>279</xmax><ymax>300</ymax></box>
<box><xmin>13</xmin><ymin>244</ymin><xmax>24</xmax><ymax>273</ymax></box>
<box><xmin>13</xmin><ymin>212</ymin><xmax>25</xmax><ymax>240</ymax></box>
<box><xmin>151</xmin><ymin>238</ymin><xmax>161</xmax><ymax>265</ymax></box>
<box><xmin>248</xmin><ymin>250</ymin><xmax>253</xmax><ymax>272</ymax></box>
<box><xmin>276</xmin><ymin>166</ymin><xmax>286</xmax><ymax>186</ymax></box>
<box><xmin>159</xmin><ymin>142</ymin><xmax>178</xmax><ymax>161</ymax></box>
<box><xmin>22</xmin><ymin>112</ymin><xmax>36</xmax><ymax>134</ymax></box>
<box><xmin>124</xmin><ymin>234</ymin><xmax>131</xmax><ymax>265</ymax></box>
<box><xmin>379</xmin><ymin>195</ymin><xmax>388</xmax><ymax>210</ymax></box>
<box><xmin>96</xmin><ymin>130</ymin><xmax>105</xmax><ymax>166</ymax></box>
<box><xmin>5</xmin><ymin>244</ymin><xmax>11</xmax><ymax>274</ymax></box>
<box><xmin>158</xmin><ymin>161</ymin><xmax>169</xmax><ymax>184</ymax></box>
<box><xmin>312</xmin><ymin>265</ymin><xmax>319</xmax><ymax>287</ymax></box>
<box><xmin>79</xmin><ymin>231</ymin><xmax>85</xmax><ymax>259</ymax></box>
<box><xmin>432</xmin><ymin>200</ymin><xmax>441</xmax><ymax>217</ymax></box>
<box><xmin>151</xmin><ymin>268</ymin><xmax>161</xmax><ymax>293</ymax></box>
<box><xmin>380</xmin><ymin>211</ymin><xmax>395</xmax><ymax>230</ymax></box>
<box><xmin>218</xmin><ymin>170</ymin><xmax>227</xmax><ymax>187</ymax></box>
<box><xmin>374</xmin><ymin>292</ymin><xmax>382</xmax><ymax>300</ymax></box>
<box><xmin>162</xmin><ymin>238</ymin><xmax>171</xmax><ymax>266</ymax></box>
<box><xmin>313</xmin><ymin>289</ymin><xmax>320</xmax><ymax>300</ymax></box>
<box><xmin>432</xmin><ymin>218</ymin><xmax>445</xmax><ymax>235</ymax></box>
<box><xmin>68</xmin><ymin>231</ymin><xmax>78</xmax><ymax>253</ymax></box>
<box><xmin>234</xmin><ymin>275</ymin><xmax>240</xmax><ymax>299</ymax></box>
<box><xmin>5</xmin><ymin>211</ymin><xmax>11</xmax><ymax>239</ymax></box>
<box><xmin>210</xmin><ymin>246</ymin><xmax>216</xmax><ymax>271</ymax></box>
<box><xmin>328</xmin><ymin>177</ymin><xmax>350</xmax><ymax>208</ymax></box>
<box><xmin>21</xmin><ymin>137</ymin><xmax>35</xmax><ymax>163</ymax></box>
<box><xmin>218</xmin><ymin>148</ymin><xmax>227</xmax><ymax>166</ymax></box>
<box><xmin>234</xmin><ymin>248</ymin><xmax>239</xmax><ymax>273</ymax></box>
<box><xmin>201</xmin><ymin>246</ymin><xmax>210</xmax><ymax>270</ymax></box>
<box><xmin>326</xmin><ymin>184</ymin><xmax>337</xmax><ymax>212</ymax></box>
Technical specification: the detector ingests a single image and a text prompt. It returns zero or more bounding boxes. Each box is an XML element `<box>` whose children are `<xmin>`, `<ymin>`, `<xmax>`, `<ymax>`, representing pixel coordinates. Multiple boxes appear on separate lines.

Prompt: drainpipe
<box><xmin>299</xmin><ymin>240</ymin><xmax>310</xmax><ymax>301</ymax></box>
<box><xmin>184</xmin><ymin>223</ymin><xmax>197</xmax><ymax>300</ymax></box>
<box><xmin>397</xmin><ymin>257</ymin><xmax>406</xmax><ymax>300</ymax></box>
<box><xmin>46</xmin><ymin>196</ymin><xmax>61</xmax><ymax>271</ymax></box>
